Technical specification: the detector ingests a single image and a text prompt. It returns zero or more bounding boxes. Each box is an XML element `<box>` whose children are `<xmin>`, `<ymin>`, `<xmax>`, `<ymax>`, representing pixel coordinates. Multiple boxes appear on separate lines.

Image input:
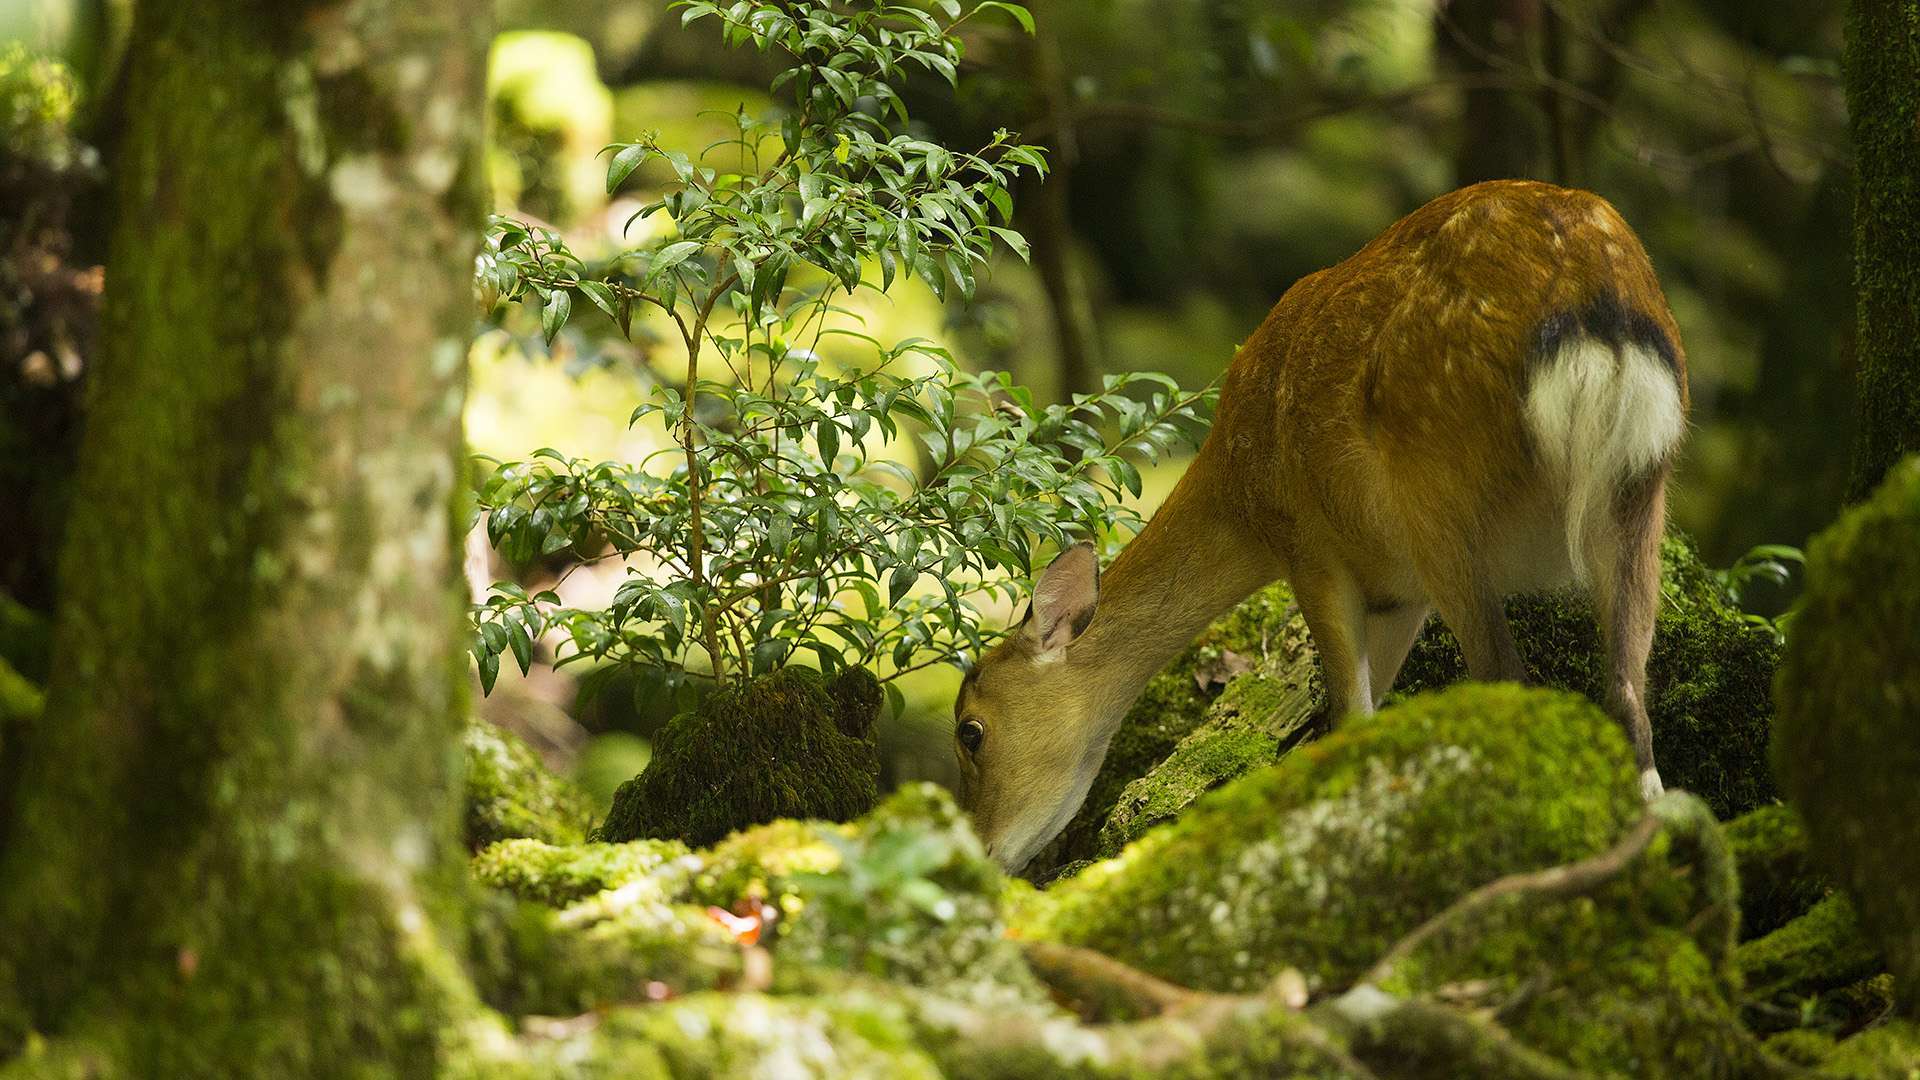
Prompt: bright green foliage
<box><xmin>468</xmin><ymin>0</ymin><xmax>1215</xmax><ymax>696</ymax></box>
<box><xmin>1737</xmin><ymin>893</ymin><xmax>1884</xmax><ymax>1007</ymax></box>
<box><xmin>1397</xmin><ymin>534</ymin><xmax>1780</xmax><ymax>819</ymax></box>
<box><xmin>1022</xmin><ymin>685</ymin><xmax>1643</xmax><ymax>994</ymax></box>
<box><xmin>0</xmin><ymin>45</ymin><xmax>79</xmax><ymax>169</ymax></box>
<box><xmin>1724</xmin><ymin>803</ymin><xmax>1827</xmax><ymax>939</ymax></box>
<box><xmin>471</xmin><ymin>837</ymin><xmax>691</xmax><ymax>907</ymax></box>
<box><xmin>1776</xmin><ymin>455</ymin><xmax>1920</xmax><ymax>1018</ymax></box>
<box><xmin>464</xmin><ymin>719</ymin><xmax>596</xmax><ymax>850</ymax></box>
<box><xmin>595</xmin><ymin>667</ymin><xmax>881</xmax><ymax>847</ymax></box>
<box><xmin>486</xmin><ymin>32</ymin><xmax>613</xmax><ymax>223</ymax></box>
<box><xmin>1035</xmin><ymin>582</ymin><xmax>1299</xmax><ymax>873</ymax></box>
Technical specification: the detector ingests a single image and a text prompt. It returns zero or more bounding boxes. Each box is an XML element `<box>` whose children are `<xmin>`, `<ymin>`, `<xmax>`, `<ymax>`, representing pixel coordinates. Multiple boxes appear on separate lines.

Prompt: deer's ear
<box><xmin>1023</xmin><ymin>542</ymin><xmax>1099</xmax><ymax>662</ymax></box>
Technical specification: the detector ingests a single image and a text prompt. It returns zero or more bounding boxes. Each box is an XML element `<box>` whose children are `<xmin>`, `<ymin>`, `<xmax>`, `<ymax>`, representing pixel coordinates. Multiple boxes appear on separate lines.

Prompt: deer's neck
<box><xmin>1075</xmin><ymin>455</ymin><xmax>1281</xmax><ymax>726</ymax></box>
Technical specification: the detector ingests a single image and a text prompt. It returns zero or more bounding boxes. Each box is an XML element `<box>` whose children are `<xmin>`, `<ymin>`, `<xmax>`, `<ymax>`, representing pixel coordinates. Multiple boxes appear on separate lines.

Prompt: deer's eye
<box><xmin>957</xmin><ymin>718</ymin><xmax>985</xmax><ymax>755</ymax></box>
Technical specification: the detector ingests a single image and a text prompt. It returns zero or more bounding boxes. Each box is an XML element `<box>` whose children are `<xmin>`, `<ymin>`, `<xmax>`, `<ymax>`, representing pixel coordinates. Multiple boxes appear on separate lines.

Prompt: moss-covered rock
<box><xmin>1738</xmin><ymin>893</ymin><xmax>1885</xmax><ymax>1012</ymax></box>
<box><xmin>1396</xmin><ymin>534</ymin><xmax>1780</xmax><ymax>819</ymax></box>
<box><xmin>471</xmin><ymin>837</ymin><xmax>692</xmax><ymax>907</ymax></box>
<box><xmin>1820</xmin><ymin>1020</ymin><xmax>1920</xmax><ymax>1080</ymax></box>
<box><xmin>595</xmin><ymin>667</ymin><xmax>881</xmax><ymax>848</ymax></box>
<box><xmin>466</xmin><ymin>885</ymin><xmax>743</xmax><ymax>1018</ymax></box>
<box><xmin>464</xmin><ymin>719</ymin><xmax>595</xmax><ymax>850</ymax></box>
<box><xmin>1021</xmin><ymin>684</ymin><xmax>1645</xmax><ymax>994</ymax></box>
<box><xmin>1776</xmin><ymin>456</ymin><xmax>1920</xmax><ymax>1018</ymax></box>
<box><xmin>1032</xmin><ymin>583</ymin><xmax>1299</xmax><ymax>874</ymax></box>
<box><xmin>594</xmin><ymin>992</ymin><xmax>944</xmax><ymax>1079</ymax></box>
<box><xmin>771</xmin><ymin>783</ymin><xmax>1046</xmax><ymax>1007</ymax></box>
<box><xmin>1725</xmin><ymin>802</ymin><xmax>1828</xmax><ymax>939</ymax></box>
<box><xmin>1353</xmin><ymin>792</ymin><xmax>1762</xmax><ymax>1078</ymax></box>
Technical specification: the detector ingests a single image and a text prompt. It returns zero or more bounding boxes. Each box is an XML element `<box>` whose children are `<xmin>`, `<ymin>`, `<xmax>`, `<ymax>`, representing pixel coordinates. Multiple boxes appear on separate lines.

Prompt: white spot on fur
<box><xmin>1525</xmin><ymin>338</ymin><xmax>1685</xmax><ymax>580</ymax></box>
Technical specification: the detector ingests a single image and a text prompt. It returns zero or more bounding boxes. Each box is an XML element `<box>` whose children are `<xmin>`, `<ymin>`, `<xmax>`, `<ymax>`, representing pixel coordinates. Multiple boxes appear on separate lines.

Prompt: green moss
<box><xmin>471</xmin><ymin>837</ymin><xmax>690</xmax><ymax>907</ymax></box>
<box><xmin>1094</xmin><ymin>611</ymin><xmax>1320</xmax><ymax>857</ymax></box>
<box><xmin>1725</xmin><ymin>803</ymin><xmax>1827</xmax><ymax>939</ymax></box>
<box><xmin>1765</xmin><ymin>1028</ymin><xmax>1839</xmax><ymax>1068</ymax></box>
<box><xmin>1396</xmin><ymin>533</ymin><xmax>1779</xmax><ymax>819</ymax></box>
<box><xmin>595</xmin><ymin>993</ymin><xmax>943</xmax><ymax>1079</ymax></box>
<box><xmin>466</xmin><ymin>885</ymin><xmax>742</xmax><ymax>1019</ymax></box>
<box><xmin>1822</xmin><ymin>1020</ymin><xmax>1920</xmax><ymax>1080</ymax></box>
<box><xmin>1776</xmin><ymin>456</ymin><xmax>1920</xmax><ymax>1017</ymax></box>
<box><xmin>1363</xmin><ymin>793</ymin><xmax>1758</xmax><ymax>1078</ymax></box>
<box><xmin>1023</xmin><ymin>684</ymin><xmax>1643</xmax><ymax>994</ymax></box>
<box><xmin>773</xmin><ymin>784</ymin><xmax>1046</xmax><ymax>1007</ymax></box>
<box><xmin>1739</xmin><ymin>893</ymin><xmax>1885</xmax><ymax>1008</ymax></box>
<box><xmin>1035</xmin><ymin>583</ymin><xmax>1298</xmax><ymax>873</ymax></box>
<box><xmin>464</xmin><ymin>719</ymin><xmax>595</xmax><ymax>850</ymax></box>
<box><xmin>594</xmin><ymin>667</ymin><xmax>880</xmax><ymax>848</ymax></box>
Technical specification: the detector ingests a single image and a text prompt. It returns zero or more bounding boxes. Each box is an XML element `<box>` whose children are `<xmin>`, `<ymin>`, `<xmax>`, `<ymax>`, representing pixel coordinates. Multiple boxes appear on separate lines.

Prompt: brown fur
<box><xmin>956</xmin><ymin>182</ymin><xmax>1689</xmax><ymax>872</ymax></box>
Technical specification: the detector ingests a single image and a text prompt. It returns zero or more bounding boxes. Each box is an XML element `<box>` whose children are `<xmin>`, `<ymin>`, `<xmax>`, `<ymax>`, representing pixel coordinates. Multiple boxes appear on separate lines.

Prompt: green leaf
<box><xmin>986</xmin><ymin>225</ymin><xmax>1030</xmax><ymax>262</ymax></box>
<box><xmin>578</xmin><ymin>280</ymin><xmax>620</xmax><ymax>322</ymax></box>
<box><xmin>541</xmin><ymin>288</ymin><xmax>571</xmax><ymax>345</ymax></box>
<box><xmin>478</xmin><ymin>650</ymin><xmax>500</xmax><ymax>695</ymax></box>
<box><xmin>507</xmin><ymin>622</ymin><xmax>533</xmax><ymax>675</ymax></box>
<box><xmin>606</xmin><ymin>143</ymin><xmax>650</xmax><ymax>193</ymax></box>
<box><xmin>888</xmin><ymin>564</ymin><xmax>917</xmax><ymax>608</ymax></box>
<box><xmin>975</xmin><ymin>2</ymin><xmax>1034</xmax><ymax>34</ymax></box>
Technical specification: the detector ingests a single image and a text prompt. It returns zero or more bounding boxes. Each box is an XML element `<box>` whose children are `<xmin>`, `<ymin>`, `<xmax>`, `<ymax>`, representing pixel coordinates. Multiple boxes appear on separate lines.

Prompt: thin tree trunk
<box><xmin>1437</xmin><ymin>0</ymin><xmax>1547</xmax><ymax>185</ymax></box>
<box><xmin>1844</xmin><ymin>0</ymin><xmax>1920</xmax><ymax>500</ymax></box>
<box><xmin>0</xmin><ymin>0</ymin><xmax>490</xmax><ymax>1072</ymax></box>
<box><xmin>1025</xmin><ymin>0</ymin><xmax>1101</xmax><ymax>400</ymax></box>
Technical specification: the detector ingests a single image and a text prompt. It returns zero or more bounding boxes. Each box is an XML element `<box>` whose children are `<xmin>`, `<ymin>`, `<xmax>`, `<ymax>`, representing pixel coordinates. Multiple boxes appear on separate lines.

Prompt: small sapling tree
<box><xmin>470</xmin><ymin>0</ymin><xmax>1214</xmax><ymax>709</ymax></box>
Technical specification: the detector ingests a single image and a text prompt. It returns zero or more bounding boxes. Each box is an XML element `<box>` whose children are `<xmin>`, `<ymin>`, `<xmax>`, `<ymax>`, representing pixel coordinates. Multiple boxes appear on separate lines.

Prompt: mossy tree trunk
<box><xmin>0</xmin><ymin>1</ymin><xmax>490</xmax><ymax>1074</ymax></box>
<box><xmin>1844</xmin><ymin>0</ymin><xmax>1920</xmax><ymax>501</ymax></box>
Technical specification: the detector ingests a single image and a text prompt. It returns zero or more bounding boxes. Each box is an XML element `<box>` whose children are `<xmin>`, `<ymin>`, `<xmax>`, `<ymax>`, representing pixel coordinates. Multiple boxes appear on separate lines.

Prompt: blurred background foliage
<box><xmin>1</xmin><ymin>0</ymin><xmax>1850</xmax><ymax>799</ymax></box>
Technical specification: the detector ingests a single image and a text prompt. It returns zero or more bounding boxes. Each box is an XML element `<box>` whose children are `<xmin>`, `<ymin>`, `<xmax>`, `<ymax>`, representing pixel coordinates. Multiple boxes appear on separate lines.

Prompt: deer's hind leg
<box><xmin>1584</xmin><ymin>467</ymin><xmax>1669</xmax><ymax>801</ymax></box>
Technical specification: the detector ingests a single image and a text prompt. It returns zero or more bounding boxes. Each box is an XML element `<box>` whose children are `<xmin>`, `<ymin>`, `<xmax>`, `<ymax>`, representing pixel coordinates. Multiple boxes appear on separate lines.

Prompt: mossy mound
<box><xmin>595</xmin><ymin>667</ymin><xmax>881</xmax><ymax>848</ymax></box>
<box><xmin>471</xmin><ymin>837</ymin><xmax>692</xmax><ymax>907</ymax></box>
<box><xmin>1021</xmin><ymin>684</ymin><xmax>1644</xmax><ymax>994</ymax></box>
<box><xmin>1032</xmin><ymin>583</ymin><xmax>1299</xmax><ymax>874</ymax></box>
<box><xmin>463</xmin><ymin>719</ymin><xmax>595</xmax><ymax>850</ymax></box>
<box><xmin>1396</xmin><ymin>534</ymin><xmax>1779</xmax><ymax>819</ymax></box>
<box><xmin>1820</xmin><ymin>1020</ymin><xmax>1920</xmax><ymax>1080</ymax></box>
<box><xmin>1725</xmin><ymin>802</ymin><xmax>1827</xmax><ymax>939</ymax></box>
<box><xmin>1775</xmin><ymin>455</ymin><xmax>1920</xmax><ymax>1017</ymax></box>
<box><xmin>1737</xmin><ymin>894</ymin><xmax>1885</xmax><ymax>1021</ymax></box>
<box><xmin>1368</xmin><ymin>796</ymin><xmax>1757</xmax><ymax>1077</ymax></box>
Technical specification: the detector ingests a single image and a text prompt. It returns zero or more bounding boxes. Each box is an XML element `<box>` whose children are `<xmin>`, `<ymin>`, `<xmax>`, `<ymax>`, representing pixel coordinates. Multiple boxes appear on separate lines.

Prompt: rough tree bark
<box><xmin>1844</xmin><ymin>0</ymin><xmax>1920</xmax><ymax>500</ymax></box>
<box><xmin>0</xmin><ymin>0</ymin><xmax>490</xmax><ymax>1074</ymax></box>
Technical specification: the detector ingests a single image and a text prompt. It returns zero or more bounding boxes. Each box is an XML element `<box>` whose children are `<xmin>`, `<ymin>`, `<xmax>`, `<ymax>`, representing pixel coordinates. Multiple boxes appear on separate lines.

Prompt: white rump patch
<box><xmin>1524</xmin><ymin>338</ymin><xmax>1685</xmax><ymax>581</ymax></box>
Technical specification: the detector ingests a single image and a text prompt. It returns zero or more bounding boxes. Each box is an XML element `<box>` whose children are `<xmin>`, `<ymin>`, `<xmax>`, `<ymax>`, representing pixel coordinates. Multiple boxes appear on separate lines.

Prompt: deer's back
<box><xmin>1200</xmin><ymin>180</ymin><xmax>1687</xmax><ymax>566</ymax></box>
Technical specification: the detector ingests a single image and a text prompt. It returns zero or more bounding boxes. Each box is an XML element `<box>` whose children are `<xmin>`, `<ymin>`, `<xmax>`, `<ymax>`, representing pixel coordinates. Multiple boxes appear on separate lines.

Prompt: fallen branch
<box><xmin>1020</xmin><ymin>939</ymin><xmax>1210</xmax><ymax>1019</ymax></box>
